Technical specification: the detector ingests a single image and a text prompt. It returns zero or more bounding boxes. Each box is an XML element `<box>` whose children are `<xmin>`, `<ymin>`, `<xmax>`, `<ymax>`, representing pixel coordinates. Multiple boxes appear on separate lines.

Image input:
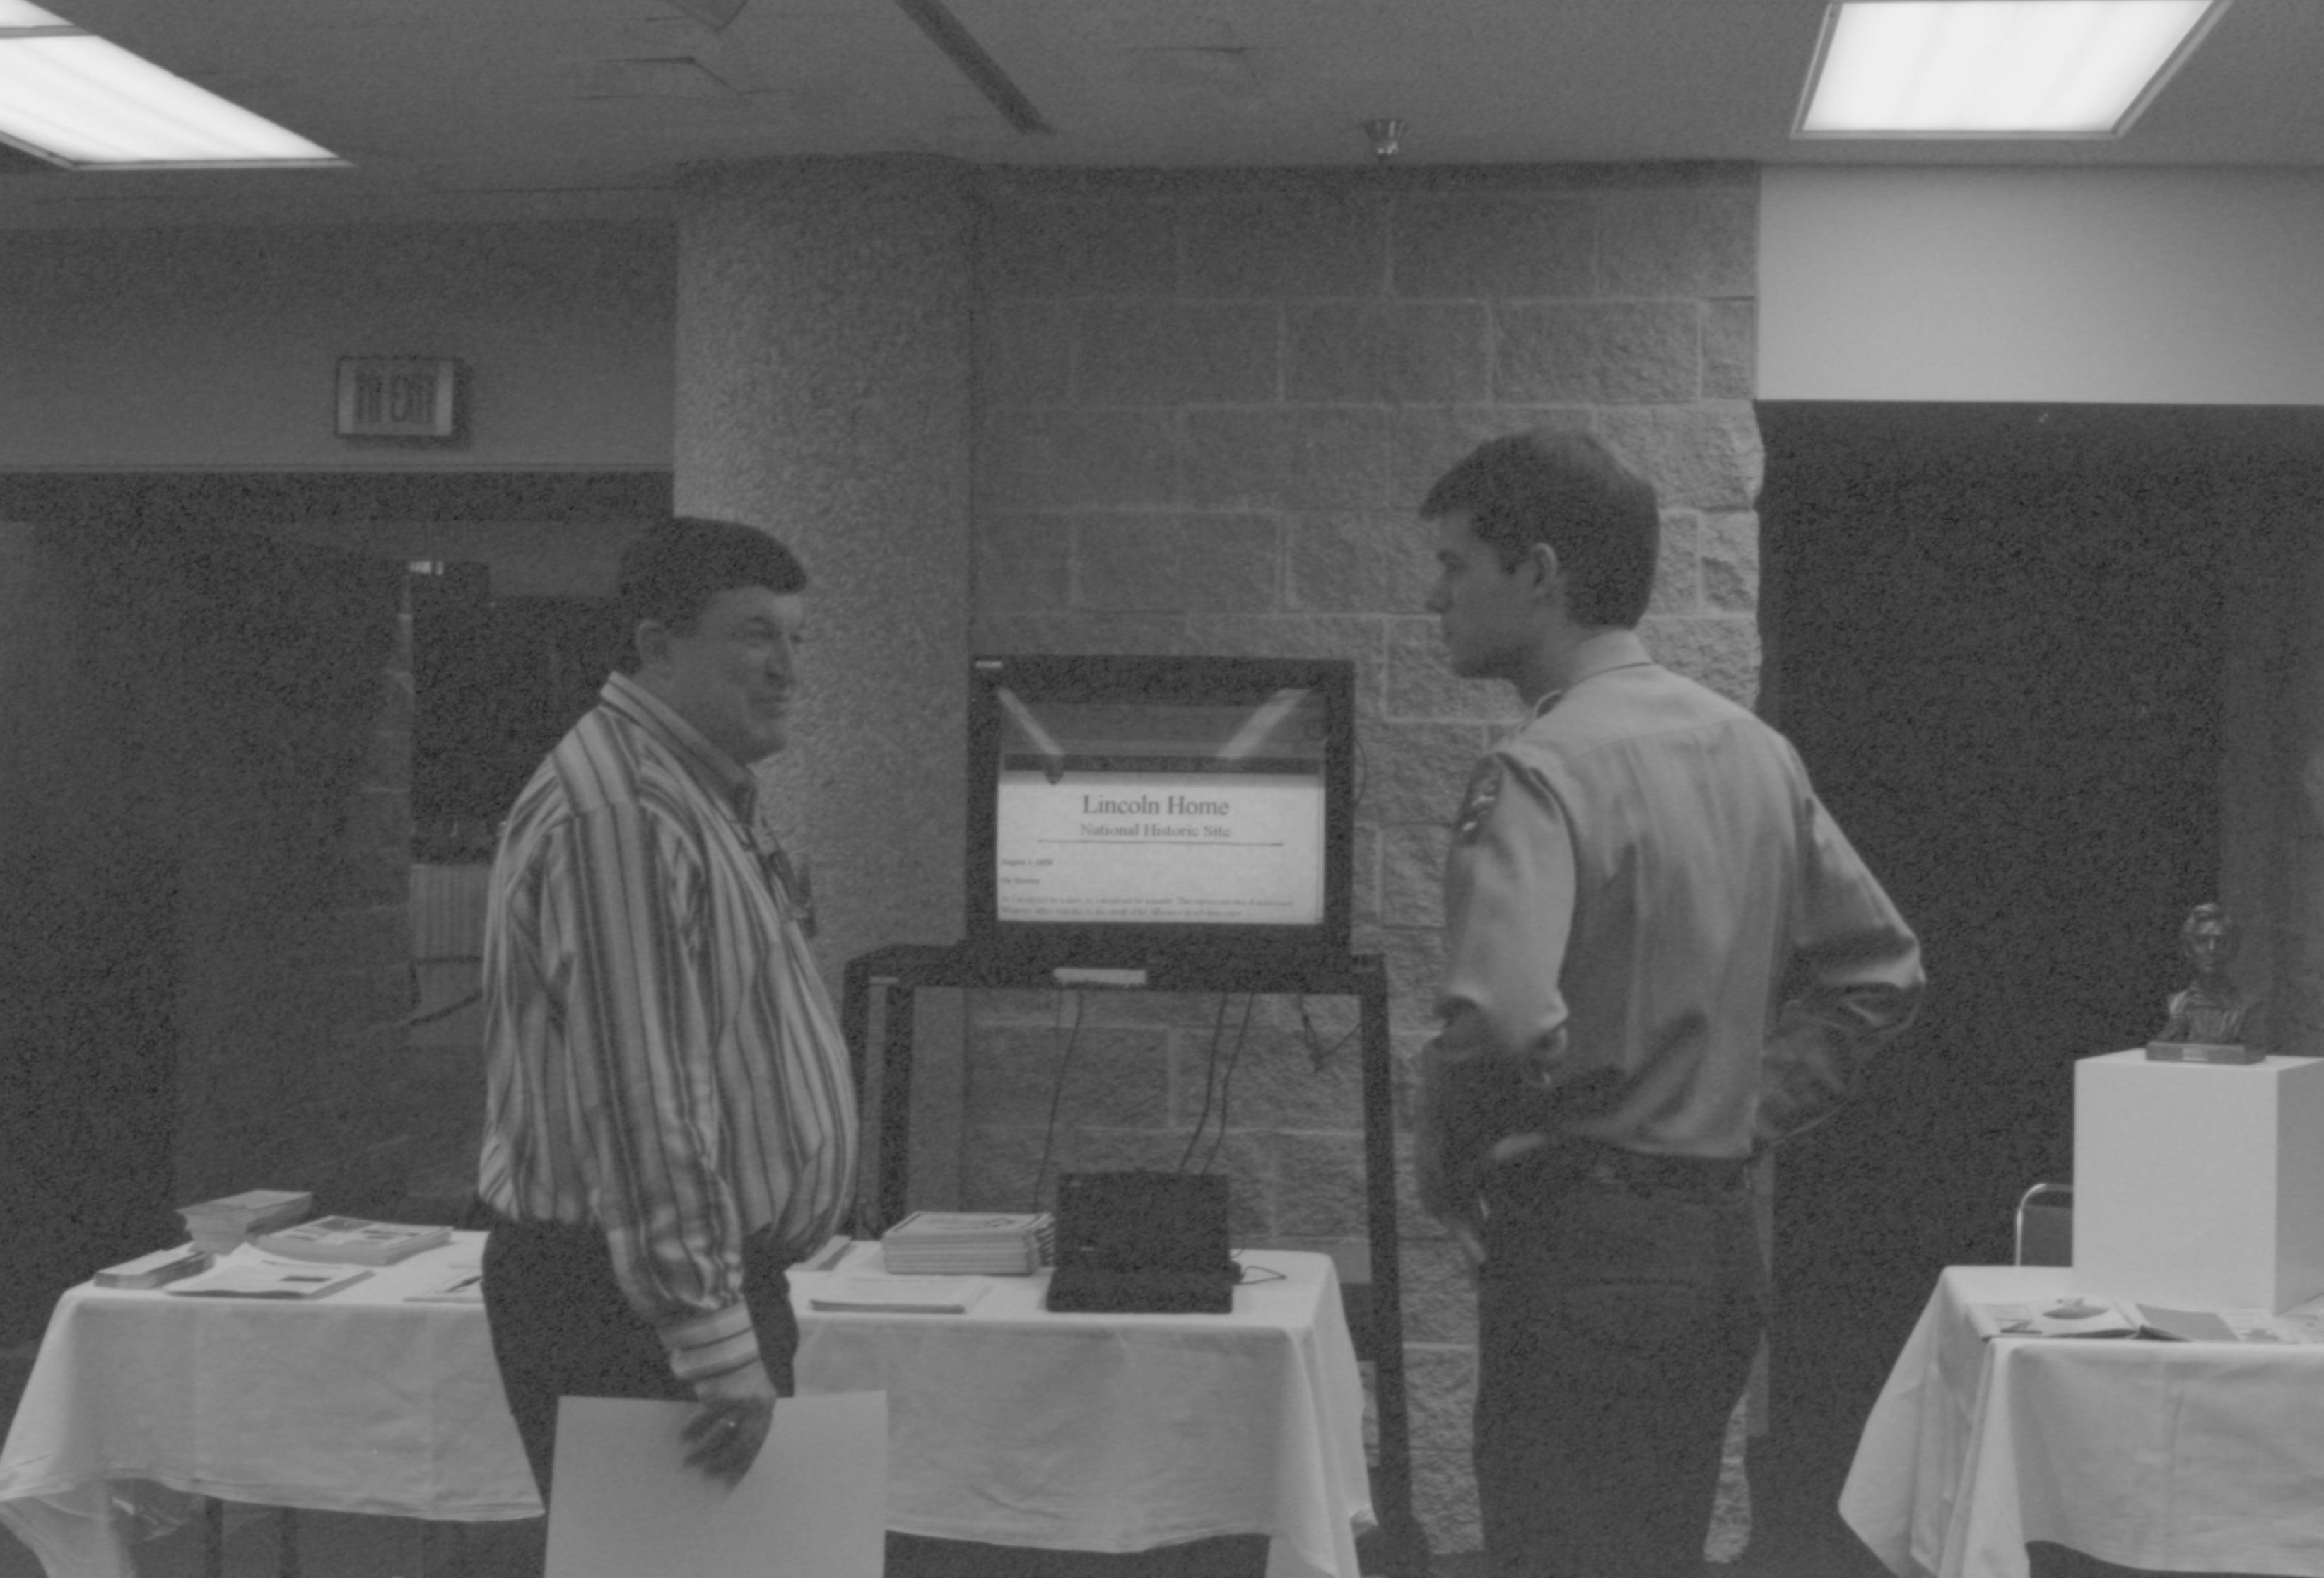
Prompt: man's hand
<box><xmin>1414</xmin><ymin>1049</ymin><xmax>1485</xmax><ymax>1266</ymax></box>
<box><xmin>681</xmin><ymin>1359</ymin><xmax>777</xmax><ymax>1487</ymax></box>
<box><xmin>1414</xmin><ymin>1111</ymin><xmax>1489</xmax><ymax>1273</ymax></box>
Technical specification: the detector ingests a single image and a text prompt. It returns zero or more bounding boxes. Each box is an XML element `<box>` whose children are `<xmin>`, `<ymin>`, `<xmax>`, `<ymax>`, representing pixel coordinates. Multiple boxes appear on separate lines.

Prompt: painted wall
<box><xmin>0</xmin><ymin>221</ymin><xmax>675</xmax><ymax>470</ymax></box>
<box><xmin>1760</xmin><ymin>167</ymin><xmax>2324</xmax><ymax>404</ymax></box>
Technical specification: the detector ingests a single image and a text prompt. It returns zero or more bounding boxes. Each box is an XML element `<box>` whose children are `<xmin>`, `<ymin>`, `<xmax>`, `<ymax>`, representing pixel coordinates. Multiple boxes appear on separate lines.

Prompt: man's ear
<box><xmin>1521</xmin><ymin>542</ymin><xmax>1561</xmax><ymax>604</ymax></box>
<box><xmin>633</xmin><ymin>618</ymin><xmax>673</xmax><ymax>674</ymax></box>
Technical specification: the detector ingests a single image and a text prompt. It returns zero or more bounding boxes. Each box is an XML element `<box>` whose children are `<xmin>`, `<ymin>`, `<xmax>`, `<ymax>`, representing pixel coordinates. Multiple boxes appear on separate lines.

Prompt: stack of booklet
<box><xmin>177</xmin><ymin>1189</ymin><xmax>313</xmax><ymax>1253</ymax></box>
<box><xmin>808</xmin><ymin>1276</ymin><xmax>990</xmax><ymax>1314</ymax></box>
<box><xmin>93</xmin><ymin>1245</ymin><xmax>213</xmax><ymax>1290</ymax></box>
<box><xmin>880</xmin><ymin>1211</ymin><xmax>1053</xmax><ymax>1275</ymax></box>
<box><xmin>251</xmin><ymin>1215</ymin><xmax>452</xmax><ymax>1266</ymax></box>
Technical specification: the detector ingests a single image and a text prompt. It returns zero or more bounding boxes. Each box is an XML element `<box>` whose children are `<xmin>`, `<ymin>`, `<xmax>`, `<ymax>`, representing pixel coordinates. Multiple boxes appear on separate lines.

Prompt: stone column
<box><xmin>2260</xmin><ymin>501</ymin><xmax>2324</xmax><ymax>1056</ymax></box>
<box><xmin>2217</xmin><ymin>421</ymin><xmax>2324</xmax><ymax>1060</ymax></box>
<box><xmin>673</xmin><ymin>156</ymin><xmax>975</xmax><ymax>1196</ymax></box>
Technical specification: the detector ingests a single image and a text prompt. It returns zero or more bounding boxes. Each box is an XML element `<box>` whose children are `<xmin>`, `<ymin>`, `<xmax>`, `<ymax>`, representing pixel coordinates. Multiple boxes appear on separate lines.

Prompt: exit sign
<box><xmin>336</xmin><ymin>356</ymin><xmax>462</xmax><ymax>439</ymax></box>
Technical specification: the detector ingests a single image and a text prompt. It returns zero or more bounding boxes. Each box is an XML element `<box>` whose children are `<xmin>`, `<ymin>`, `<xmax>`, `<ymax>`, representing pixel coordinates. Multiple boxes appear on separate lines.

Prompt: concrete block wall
<box><xmin>959</xmin><ymin>163</ymin><xmax>1765</xmax><ymax>1550</ymax></box>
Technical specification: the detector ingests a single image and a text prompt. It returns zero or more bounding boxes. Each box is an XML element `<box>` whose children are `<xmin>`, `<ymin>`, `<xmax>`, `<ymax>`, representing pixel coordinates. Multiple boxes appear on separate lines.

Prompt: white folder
<box><xmin>545</xmin><ymin>1392</ymin><xmax>887</xmax><ymax>1578</ymax></box>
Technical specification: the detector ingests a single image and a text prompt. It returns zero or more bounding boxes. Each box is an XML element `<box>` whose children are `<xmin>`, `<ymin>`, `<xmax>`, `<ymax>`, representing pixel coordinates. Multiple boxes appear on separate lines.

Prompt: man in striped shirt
<box><xmin>476</xmin><ymin>517</ymin><xmax>858</xmax><ymax>1504</ymax></box>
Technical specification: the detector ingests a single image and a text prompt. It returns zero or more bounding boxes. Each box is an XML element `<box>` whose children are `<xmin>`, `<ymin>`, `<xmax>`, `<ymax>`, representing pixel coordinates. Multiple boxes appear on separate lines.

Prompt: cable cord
<box><xmin>1176</xmin><ymin>993</ymin><xmax>1233</xmax><ymax>1173</ymax></box>
<box><xmin>1203</xmin><ymin>993</ymin><xmax>1257</xmax><ymax>1174</ymax></box>
<box><xmin>407</xmin><ymin>988</ymin><xmax>483</xmax><ymax>1027</ymax></box>
<box><xmin>1179</xmin><ymin>993</ymin><xmax>1257</xmax><ymax>1174</ymax></box>
<box><xmin>1296</xmin><ymin>993</ymin><xmax>1359</xmax><ymax>1071</ymax></box>
<box><xmin>1027</xmin><ymin>990</ymin><xmax>1087</xmax><ymax>1215</ymax></box>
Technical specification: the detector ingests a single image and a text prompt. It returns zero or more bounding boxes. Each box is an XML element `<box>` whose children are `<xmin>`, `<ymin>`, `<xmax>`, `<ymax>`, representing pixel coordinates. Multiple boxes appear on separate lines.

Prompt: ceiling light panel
<box><xmin>1797</xmin><ymin>0</ymin><xmax>2229</xmax><ymax>139</ymax></box>
<box><xmin>0</xmin><ymin>1</ymin><xmax>342</xmax><ymax>168</ymax></box>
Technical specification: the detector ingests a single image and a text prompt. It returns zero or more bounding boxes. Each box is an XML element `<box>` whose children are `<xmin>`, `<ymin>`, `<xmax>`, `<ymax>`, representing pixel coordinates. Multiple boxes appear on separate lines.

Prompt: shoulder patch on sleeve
<box><xmin>1452</xmin><ymin>757</ymin><xmax>1504</xmax><ymax>845</ymax></box>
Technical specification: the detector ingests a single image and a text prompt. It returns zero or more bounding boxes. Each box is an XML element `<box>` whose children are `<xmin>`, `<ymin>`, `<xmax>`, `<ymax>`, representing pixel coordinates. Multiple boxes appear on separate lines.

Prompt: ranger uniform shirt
<box><xmin>1426</xmin><ymin>643</ymin><xmax>1924</xmax><ymax>1164</ymax></box>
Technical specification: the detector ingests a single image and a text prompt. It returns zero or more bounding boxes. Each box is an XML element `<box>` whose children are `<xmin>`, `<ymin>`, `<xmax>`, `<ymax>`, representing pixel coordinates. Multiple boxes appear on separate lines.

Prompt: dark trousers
<box><xmin>1474</xmin><ymin>1155</ymin><xmax>1766</xmax><ymax>1578</ymax></box>
<box><xmin>480</xmin><ymin>1217</ymin><xmax>801</xmax><ymax>1501</ymax></box>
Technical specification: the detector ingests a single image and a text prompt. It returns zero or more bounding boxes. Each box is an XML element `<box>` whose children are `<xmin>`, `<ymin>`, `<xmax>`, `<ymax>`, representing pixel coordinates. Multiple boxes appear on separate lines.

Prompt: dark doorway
<box><xmin>0</xmin><ymin>472</ymin><xmax>667</xmax><ymax>1344</ymax></box>
<box><xmin>1750</xmin><ymin>403</ymin><xmax>2243</xmax><ymax>1550</ymax></box>
<box><xmin>409</xmin><ymin>571</ymin><xmax>628</xmax><ymax>863</ymax></box>
<box><xmin>0</xmin><ymin>515</ymin><xmax>406</xmax><ymax>1339</ymax></box>
<box><xmin>0</xmin><ymin>522</ymin><xmax>182</xmax><ymax>1339</ymax></box>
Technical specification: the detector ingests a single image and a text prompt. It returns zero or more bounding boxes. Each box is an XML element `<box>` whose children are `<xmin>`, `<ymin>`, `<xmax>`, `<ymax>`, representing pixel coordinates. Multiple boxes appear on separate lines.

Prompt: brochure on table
<box><xmin>166</xmin><ymin>1258</ymin><xmax>373</xmax><ymax>1301</ymax></box>
<box><xmin>808</xmin><ymin>1276</ymin><xmax>988</xmax><ymax>1314</ymax></box>
<box><xmin>1971</xmin><ymin>1293</ymin><xmax>2324</xmax><ymax>1343</ymax></box>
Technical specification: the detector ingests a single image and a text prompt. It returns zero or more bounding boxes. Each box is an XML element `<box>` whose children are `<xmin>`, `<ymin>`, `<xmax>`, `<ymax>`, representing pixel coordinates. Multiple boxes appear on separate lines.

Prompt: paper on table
<box><xmin>402</xmin><ymin>1270</ymin><xmax>486</xmax><ymax>1304</ymax></box>
<box><xmin>545</xmin><ymin>1392</ymin><xmax>887</xmax><ymax>1578</ymax></box>
<box><xmin>165</xmin><ymin>1261</ymin><xmax>372</xmax><ymax>1300</ymax></box>
<box><xmin>1967</xmin><ymin>1296</ymin><xmax>2140</xmax><ymax>1340</ymax></box>
<box><xmin>808</xmin><ymin>1275</ymin><xmax>987</xmax><ymax>1314</ymax></box>
<box><xmin>2137</xmin><ymin>1304</ymin><xmax>2324</xmax><ymax>1343</ymax></box>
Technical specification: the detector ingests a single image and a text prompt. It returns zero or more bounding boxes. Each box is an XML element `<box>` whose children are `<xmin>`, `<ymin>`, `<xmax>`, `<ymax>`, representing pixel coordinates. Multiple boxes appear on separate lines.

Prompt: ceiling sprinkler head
<box><xmin>1361</xmin><ymin>117</ymin><xmax>1405</xmax><ymax>165</ymax></box>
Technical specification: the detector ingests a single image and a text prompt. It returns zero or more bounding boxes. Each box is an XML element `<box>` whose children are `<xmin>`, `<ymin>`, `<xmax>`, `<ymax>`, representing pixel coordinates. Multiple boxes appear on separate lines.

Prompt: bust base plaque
<box><xmin>2145</xmin><ymin>1039</ymin><xmax>2265</xmax><ymax>1065</ymax></box>
<box><xmin>2075</xmin><ymin>1049</ymin><xmax>2324</xmax><ymax>1311</ymax></box>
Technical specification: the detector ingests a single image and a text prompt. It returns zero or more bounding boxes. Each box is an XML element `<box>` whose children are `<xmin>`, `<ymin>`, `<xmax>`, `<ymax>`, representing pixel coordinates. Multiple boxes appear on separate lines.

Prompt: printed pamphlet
<box><xmin>251</xmin><ymin>1216</ymin><xmax>452</xmax><ymax>1266</ymax></box>
<box><xmin>167</xmin><ymin>1261</ymin><xmax>372</xmax><ymax>1301</ymax></box>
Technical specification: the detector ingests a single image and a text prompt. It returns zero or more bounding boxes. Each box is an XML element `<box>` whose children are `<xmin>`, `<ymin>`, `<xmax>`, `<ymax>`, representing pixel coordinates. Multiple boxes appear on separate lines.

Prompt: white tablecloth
<box><xmin>1840</xmin><ymin>1265</ymin><xmax>2324</xmax><ymax>1578</ymax></box>
<box><xmin>0</xmin><ymin>1235</ymin><xmax>1373</xmax><ymax>1578</ymax></box>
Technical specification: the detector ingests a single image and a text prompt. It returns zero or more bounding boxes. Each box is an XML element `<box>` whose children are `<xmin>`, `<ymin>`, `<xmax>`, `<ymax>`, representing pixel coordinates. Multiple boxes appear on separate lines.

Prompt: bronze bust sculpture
<box><xmin>2149</xmin><ymin>903</ymin><xmax>2265</xmax><ymax>1063</ymax></box>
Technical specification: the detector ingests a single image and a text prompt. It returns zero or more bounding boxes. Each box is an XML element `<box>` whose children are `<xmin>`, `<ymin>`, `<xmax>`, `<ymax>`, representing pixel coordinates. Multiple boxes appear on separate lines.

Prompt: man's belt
<box><xmin>1537</xmin><ymin>1142</ymin><xmax>1753</xmax><ymax>1194</ymax></box>
<box><xmin>483</xmin><ymin>1210</ymin><xmax>794</xmax><ymax>1258</ymax></box>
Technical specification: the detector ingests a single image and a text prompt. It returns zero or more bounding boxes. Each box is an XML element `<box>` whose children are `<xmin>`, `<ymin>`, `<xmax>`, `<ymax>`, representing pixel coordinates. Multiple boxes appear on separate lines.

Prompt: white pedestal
<box><xmin>2074</xmin><ymin>1050</ymin><xmax>2324</xmax><ymax>1311</ymax></box>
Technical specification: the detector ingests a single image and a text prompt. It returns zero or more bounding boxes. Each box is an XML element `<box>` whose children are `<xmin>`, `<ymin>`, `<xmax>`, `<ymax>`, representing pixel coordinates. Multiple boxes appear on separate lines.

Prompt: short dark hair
<box><xmin>614</xmin><ymin>516</ymin><xmax>808</xmax><ymax>673</ymax></box>
<box><xmin>1420</xmin><ymin>431</ymin><xmax>1660</xmax><ymax>627</ymax></box>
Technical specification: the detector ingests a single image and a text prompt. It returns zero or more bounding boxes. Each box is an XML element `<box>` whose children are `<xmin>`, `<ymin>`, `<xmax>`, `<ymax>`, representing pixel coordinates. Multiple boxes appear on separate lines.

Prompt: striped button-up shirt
<box><xmin>477</xmin><ymin>672</ymin><xmax>858</xmax><ymax>1386</ymax></box>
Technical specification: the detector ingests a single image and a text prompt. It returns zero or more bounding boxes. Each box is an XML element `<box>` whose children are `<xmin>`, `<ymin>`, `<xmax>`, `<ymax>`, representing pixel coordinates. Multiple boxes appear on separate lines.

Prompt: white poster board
<box><xmin>546</xmin><ymin>1392</ymin><xmax>887</xmax><ymax>1578</ymax></box>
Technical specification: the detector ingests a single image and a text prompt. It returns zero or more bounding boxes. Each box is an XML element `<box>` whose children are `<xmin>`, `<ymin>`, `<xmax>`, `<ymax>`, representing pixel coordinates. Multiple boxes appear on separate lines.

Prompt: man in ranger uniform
<box><xmin>1413</xmin><ymin>431</ymin><xmax>1925</xmax><ymax>1578</ymax></box>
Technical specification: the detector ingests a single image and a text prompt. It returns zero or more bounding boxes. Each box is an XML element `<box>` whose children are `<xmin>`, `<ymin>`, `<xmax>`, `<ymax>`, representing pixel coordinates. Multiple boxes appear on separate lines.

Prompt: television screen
<box><xmin>967</xmin><ymin>655</ymin><xmax>1354</xmax><ymax>970</ymax></box>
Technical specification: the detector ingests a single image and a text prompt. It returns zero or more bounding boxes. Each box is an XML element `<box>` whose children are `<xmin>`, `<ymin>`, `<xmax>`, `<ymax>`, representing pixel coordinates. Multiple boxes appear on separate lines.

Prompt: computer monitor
<box><xmin>965</xmin><ymin>654</ymin><xmax>1356</xmax><ymax>971</ymax></box>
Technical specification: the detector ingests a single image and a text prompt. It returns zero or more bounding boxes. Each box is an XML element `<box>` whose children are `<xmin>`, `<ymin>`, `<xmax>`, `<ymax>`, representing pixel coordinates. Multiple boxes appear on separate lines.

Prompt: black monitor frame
<box><xmin>964</xmin><ymin>653</ymin><xmax>1356</xmax><ymax>972</ymax></box>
